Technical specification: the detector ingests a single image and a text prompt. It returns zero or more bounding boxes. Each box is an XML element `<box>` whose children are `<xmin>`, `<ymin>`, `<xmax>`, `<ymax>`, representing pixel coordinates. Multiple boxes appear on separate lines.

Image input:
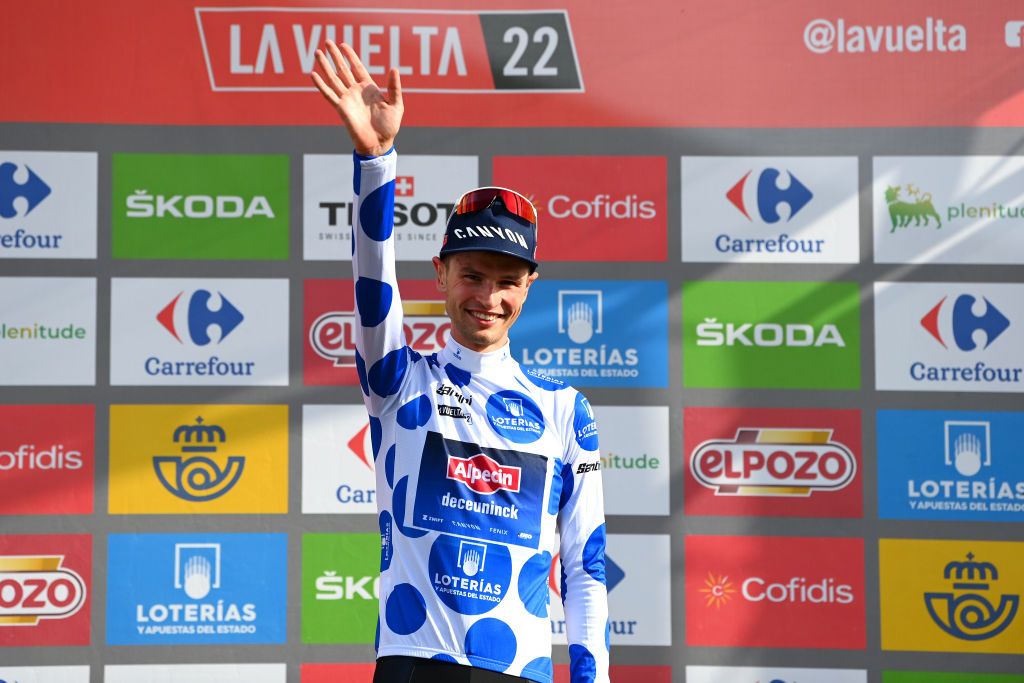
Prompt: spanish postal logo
<box><xmin>0</xmin><ymin>151</ymin><xmax>97</xmax><ymax>259</ymax></box>
<box><xmin>110</xmin><ymin>278</ymin><xmax>289</xmax><ymax>386</ymax></box>
<box><xmin>881</xmin><ymin>538</ymin><xmax>1024</xmax><ymax>654</ymax></box>
<box><xmin>686</xmin><ymin>535</ymin><xmax>865</xmax><ymax>649</ymax></box>
<box><xmin>302</xmin><ymin>534</ymin><xmax>380</xmax><ymax>644</ymax></box>
<box><xmin>878</xmin><ymin>410</ymin><xmax>1024</xmax><ymax>522</ymax></box>
<box><xmin>302</xmin><ymin>405</ymin><xmax>378</xmax><ymax>514</ymax></box>
<box><xmin>109</xmin><ymin>405</ymin><xmax>287</xmax><ymax>514</ymax></box>
<box><xmin>874</xmin><ymin>157</ymin><xmax>1024</xmax><ymax>264</ymax></box>
<box><xmin>681</xmin><ymin>157</ymin><xmax>858</xmax><ymax>264</ymax></box>
<box><xmin>874</xmin><ymin>282</ymin><xmax>1024</xmax><ymax>393</ymax></box>
<box><xmin>106</xmin><ymin>533</ymin><xmax>286</xmax><ymax>645</ymax></box>
<box><xmin>0</xmin><ymin>534</ymin><xmax>91</xmax><ymax>647</ymax></box>
<box><xmin>304</xmin><ymin>279</ymin><xmax>448</xmax><ymax>386</ymax></box>
<box><xmin>685</xmin><ymin>407</ymin><xmax>862</xmax><ymax>518</ymax></box>
<box><xmin>304</xmin><ymin>155</ymin><xmax>477</xmax><ymax>261</ymax></box>
<box><xmin>686</xmin><ymin>666</ymin><xmax>867</xmax><ymax>683</ymax></box>
<box><xmin>105</xmin><ymin>664</ymin><xmax>285</xmax><ymax>683</ymax></box>
<box><xmin>0</xmin><ymin>405</ymin><xmax>94</xmax><ymax>515</ymax></box>
<box><xmin>513</xmin><ymin>280</ymin><xmax>668</xmax><ymax>387</ymax></box>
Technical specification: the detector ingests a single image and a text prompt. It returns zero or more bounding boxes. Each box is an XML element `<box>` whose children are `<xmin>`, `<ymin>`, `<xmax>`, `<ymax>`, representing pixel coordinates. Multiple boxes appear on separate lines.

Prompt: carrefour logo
<box><xmin>925</xmin><ymin>552</ymin><xmax>1019</xmax><ymax>641</ymax></box>
<box><xmin>158</xmin><ymin>290</ymin><xmax>244</xmax><ymax>346</ymax></box>
<box><xmin>921</xmin><ymin>295</ymin><xmax>1009</xmax><ymax>351</ymax></box>
<box><xmin>727</xmin><ymin>168</ymin><xmax>813</xmax><ymax>223</ymax></box>
<box><xmin>0</xmin><ymin>162</ymin><xmax>50</xmax><ymax>219</ymax></box>
<box><xmin>0</xmin><ymin>555</ymin><xmax>86</xmax><ymax>625</ymax></box>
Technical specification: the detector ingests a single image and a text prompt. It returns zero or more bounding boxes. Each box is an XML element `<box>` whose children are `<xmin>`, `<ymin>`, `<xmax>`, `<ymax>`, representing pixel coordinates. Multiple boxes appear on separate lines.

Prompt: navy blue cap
<box><xmin>440</xmin><ymin>198</ymin><xmax>538</xmax><ymax>269</ymax></box>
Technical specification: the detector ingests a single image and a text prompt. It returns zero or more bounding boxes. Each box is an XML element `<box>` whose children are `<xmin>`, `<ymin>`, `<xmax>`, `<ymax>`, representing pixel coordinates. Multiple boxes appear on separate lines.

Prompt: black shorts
<box><xmin>373</xmin><ymin>656</ymin><xmax>532</xmax><ymax>683</ymax></box>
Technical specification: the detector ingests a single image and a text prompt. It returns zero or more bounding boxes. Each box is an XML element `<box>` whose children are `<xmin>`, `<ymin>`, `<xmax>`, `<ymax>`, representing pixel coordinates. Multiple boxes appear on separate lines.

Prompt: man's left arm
<box><xmin>556</xmin><ymin>391</ymin><xmax>610</xmax><ymax>683</ymax></box>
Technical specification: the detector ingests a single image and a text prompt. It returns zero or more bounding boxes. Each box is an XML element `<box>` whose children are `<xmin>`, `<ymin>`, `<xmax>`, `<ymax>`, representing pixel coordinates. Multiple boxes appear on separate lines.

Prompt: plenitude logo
<box><xmin>878</xmin><ymin>410</ymin><xmax>1024</xmax><ymax>522</ymax></box>
<box><xmin>0</xmin><ymin>534</ymin><xmax>91</xmax><ymax>647</ymax></box>
<box><xmin>684</xmin><ymin>407</ymin><xmax>862</xmax><ymax>518</ymax></box>
<box><xmin>304</xmin><ymin>279</ymin><xmax>448</xmax><ymax>386</ymax></box>
<box><xmin>880</xmin><ymin>539</ymin><xmax>1024</xmax><ymax>654</ymax></box>
<box><xmin>687</xmin><ymin>666</ymin><xmax>866</xmax><ymax>683</ymax></box>
<box><xmin>106</xmin><ymin>533</ymin><xmax>287</xmax><ymax>645</ymax></box>
<box><xmin>0</xmin><ymin>151</ymin><xmax>97</xmax><ymax>259</ymax></box>
<box><xmin>594</xmin><ymin>406</ymin><xmax>669</xmax><ymax>516</ymax></box>
<box><xmin>683</xmin><ymin>281</ymin><xmax>861</xmax><ymax>389</ymax></box>
<box><xmin>681</xmin><ymin>157</ymin><xmax>859</xmax><ymax>263</ymax></box>
<box><xmin>108</xmin><ymin>405</ymin><xmax>288</xmax><ymax>514</ymax></box>
<box><xmin>0</xmin><ymin>405</ymin><xmax>94</xmax><ymax>515</ymax></box>
<box><xmin>303</xmin><ymin>154</ymin><xmax>477</xmax><ymax>261</ymax></box>
<box><xmin>112</xmin><ymin>154</ymin><xmax>288</xmax><ymax>260</ymax></box>
<box><xmin>301</xmin><ymin>534</ymin><xmax>380</xmax><ymax>644</ymax></box>
<box><xmin>874</xmin><ymin>156</ymin><xmax>1024</xmax><ymax>264</ymax></box>
<box><xmin>492</xmin><ymin>156</ymin><xmax>666</xmax><ymax>261</ymax></box>
<box><xmin>685</xmin><ymin>535</ymin><xmax>865</xmax><ymax>649</ymax></box>
<box><xmin>302</xmin><ymin>405</ymin><xmax>377</xmax><ymax>514</ymax></box>
<box><xmin>875</xmin><ymin>282</ymin><xmax>1024</xmax><ymax>393</ymax></box>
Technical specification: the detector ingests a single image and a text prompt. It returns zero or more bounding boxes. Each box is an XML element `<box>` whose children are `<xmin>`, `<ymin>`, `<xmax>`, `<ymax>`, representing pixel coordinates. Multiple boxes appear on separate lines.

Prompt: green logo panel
<box><xmin>302</xmin><ymin>533</ymin><xmax>380</xmax><ymax>644</ymax></box>
<box><xmin>683</xmin><ymin>281</ymin><xmax>861</xmax><ymax>389</ymax></box>
<box><xmin>884</xmin><ymin>674</ymin><xmax>1024</xmax><ymax>683</ymax></box>
<box><xmin>112</xmin><ymin>153</ymin><xmax>289</xmax><ymax>260</ymax></box>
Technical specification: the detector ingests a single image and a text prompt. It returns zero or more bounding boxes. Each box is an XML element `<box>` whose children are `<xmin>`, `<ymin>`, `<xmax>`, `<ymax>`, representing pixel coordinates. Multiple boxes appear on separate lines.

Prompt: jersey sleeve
<box><xmin>556</xmin><ymin>390</ymin><xmax>610</xmax><ymax>683</ymax></box>
<box><xmin>351</xmin><ymin>149</ymin><xmax>413</xmax><ymax>417</ymax></box>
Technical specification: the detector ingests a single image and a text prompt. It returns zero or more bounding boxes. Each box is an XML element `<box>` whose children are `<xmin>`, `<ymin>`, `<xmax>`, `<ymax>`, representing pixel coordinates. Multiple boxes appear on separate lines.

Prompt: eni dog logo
<box><xmin>153</xmin><ymin>416</ymin><xmax>245</xmax><ymax>502</ymax></box>
<box><xmin>925</xmin><ymin>552</ymin><xmax>1019</xmax><ymax>641</ymax></box>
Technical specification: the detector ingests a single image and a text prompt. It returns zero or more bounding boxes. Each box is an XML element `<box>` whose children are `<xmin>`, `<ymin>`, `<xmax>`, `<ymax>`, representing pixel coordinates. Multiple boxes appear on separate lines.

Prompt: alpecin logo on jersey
<box><xmin>447</xmin><ymin>454</ymin><xmax>522</xmax><ymax>495</ymax></box>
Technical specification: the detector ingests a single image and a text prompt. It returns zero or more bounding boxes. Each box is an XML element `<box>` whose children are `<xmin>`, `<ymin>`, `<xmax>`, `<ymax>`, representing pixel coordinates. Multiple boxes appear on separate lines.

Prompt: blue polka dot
<box><xmin>355</xmin><ymin>277</ymin><xmax>393</xmax><ymax>327</ymax></box>
<box><xmin>522</xmin><ymin>657</ymin><xmax>553</xmax><ymax>683</ymax></box>
<box><xmin>374</xmin><ymin>615</ymin><xmax>380</xmax><ymax>652</ymax></box>
<box><xmin>558</xmin><ymin>461</ymin><xmax>575</xmax><ymax>510</ymax></box>
<box><xmin>605</xmin><ymin>619</ymin><xmax>611</xmax><ymax>651</ymax></box>
<box><xmin>547</xmin><ymin>459</ymin><xmax>563</xmax><ymax>515</ymax></box>
<box><xmin>368</xmin><ymin>347</ymin><xmax>409</xmax><ymax>397</ymax></box>
<box><xmin>393</xmin><ymin>477</ymin><xmax>428</xmax><ymax>538</ymax></box>
<box><xmin>582</xmin><ymin>524</ymin><xmax>607</xmax><ymax>585</ymax></box>
<box><xmin>385</xmin><ymin>583</ymin><xmax>426</xmax><ymax>635</ymax></box>
<box><xmin>409</xmin><ymin>348</ymin><xmax>423</xmax><ymax>363</ymax></box>
<box><xmin>522</xmin><ymin>368</ymin><xmax>566</xmax><ymax>391</ymax></box>
<box><xmin>465</xmin><ymin>618</ymin><xmax>516</xmax><ymax>672</ymax></box>
<box><xmin>444</xmin><ymin>363</ymin><xmax>472</xmax><ymax>387</ymax></box>
<box><xmin>518</xmin><ymin>551</ymin><xmax>551</xmax><ymax>618</ymax></box>
<box><xmin>360</xmin><ymin>180</ymin><xmax>395</xmax><ymax>241</ymax></box>
<box><xmin>573</xmin><ymin>393</ymin><xmax>599</xmax><ymax>452</ymax></box>
<box><xmin>351</xmin><ymin>153</ymin><xmax>362</xmax><ymax>195</ymax></box>
<box><xmin>379</xmin><ymin>510</ymin><xmax>393</xmax><ymax>572</ymax></box>
<box><xmin>355</xmin><ymin>350</ymin><xmax>369</xmax><ymax>396</ymax></box>
<box><xmin>369</xmin><ymin>416</ymin><xmax>382</xmax><ymax>461</ymax></box>
<box><xmin>428</xmin><ymin>536</ymin><xmax>511</xmax><ymax>615</ymax></box>
<box><xmin>384</xmin><ymin>445</ymin><xmax>396</xmax><ymax>489</ymax></box>
<box><xmin>569</xmin><ymin>644</ymin><xmax>597</xmax><ymax>683</ymax></box>
<box><xmin>560</xmin><ymin>564</ymin><xmax>568</xmax><ymax>604</ymax></box>
<box><xmin>396</xmin><ymin>394</ymin><xmax>432</xmax><ymax>430</ymax></box>
<box><xmin>432</xmin><ymin>654</ymin><xmax>458</xmax><ymax>663</ymax></box>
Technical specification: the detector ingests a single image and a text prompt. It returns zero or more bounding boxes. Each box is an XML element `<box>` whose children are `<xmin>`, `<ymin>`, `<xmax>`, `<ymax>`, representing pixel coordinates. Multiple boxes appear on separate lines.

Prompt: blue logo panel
<box><xmin>877</xmin><ymin>410</ymin><xmax>1024</xmax><ymax>522</ymax></box>
<box><xmin>106</xmin><ymin>533</ymin><xmax>287</xmax><ymax>644</ymax></box>
<box><xmin>485</xmin><ymin>390</ymin><xmax>544</xmax><ymax>443</ymax></box>
<box><xmin>512</xmin><ymin>280</ymin><xmax>668</xmax><ymax>387</ymax></box>
<box><xmin>428</xmin><ymin>535</ymin><xmax>512</xmax><ymax>615</ymax></box>
<box><xmin>412</xmin><ymin>431</ymin><xmax>546</xmax><ymax>549</ymax></box>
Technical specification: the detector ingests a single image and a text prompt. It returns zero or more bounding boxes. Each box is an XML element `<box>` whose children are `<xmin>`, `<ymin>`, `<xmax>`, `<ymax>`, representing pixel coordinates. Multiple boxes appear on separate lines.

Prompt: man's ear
<box><xmin>432</xmin><ymin>255</ymin><xmax>446</xmax><ymax>292</ymax></box>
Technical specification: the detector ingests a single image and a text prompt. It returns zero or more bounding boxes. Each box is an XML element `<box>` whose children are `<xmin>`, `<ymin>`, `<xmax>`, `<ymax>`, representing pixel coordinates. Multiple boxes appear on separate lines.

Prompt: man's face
<box><xmin>432</xmin><ymin>251</ymin><xmax>538</xmax><ymax>354</ymax></box>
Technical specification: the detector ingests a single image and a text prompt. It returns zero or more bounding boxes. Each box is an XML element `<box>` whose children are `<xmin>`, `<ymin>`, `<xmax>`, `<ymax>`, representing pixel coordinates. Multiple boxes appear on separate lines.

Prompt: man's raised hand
<box><xmin>311</xmin><ymin>41</ymin><xmax>403</xmax><ymax>157</ymax></box>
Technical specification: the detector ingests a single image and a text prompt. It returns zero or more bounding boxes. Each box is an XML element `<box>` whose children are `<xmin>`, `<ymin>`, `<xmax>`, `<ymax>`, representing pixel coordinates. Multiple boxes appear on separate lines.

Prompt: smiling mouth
<box><xmin>468</xmin><ymin>310</ymin><xmax>503</xmax><ymax>322</ymax></box>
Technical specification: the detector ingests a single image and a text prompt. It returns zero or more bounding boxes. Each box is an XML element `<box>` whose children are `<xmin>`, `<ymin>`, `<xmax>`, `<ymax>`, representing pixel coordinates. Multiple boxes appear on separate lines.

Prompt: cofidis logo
<box><xmin>685</xmin><ymin>535</ymin><xmax>865</xmax><ymax>649</ymax></box>
<box><xmin>302</xmin><ymin>405</ymin><xmax>378</xmax><ymax>514</ymax></box>
<box><xmin>108</xmin><ymin>405</ymin><xmax>287</xmax><ymax>514</ymax></box>
<box><xmin>0</xmin><ymin>405</ymin><xmax>93</xmax><ymax>515</ymax></box>
<box><xmin>685</xmin><ymin>407</ymin><xmax>862</xmax><ymax>518</ymax></box>
<box><xmin>304</xmin><ymin>279</ymin><xmax>448</xmax><ymax>386</ymax></box>
<box><xmin>0</xmin><ymin>534</ymin><xmax>91</xmax><ymax>647</ymax></box>
<box><xmin>881</xmin><ymin>539</ymin><xmax>1024</xmax><ymax>654</ymax></box>
<box><xmin>684</xmin><ymin>281</ymin><xmax>860</xmax><ymax>389</ymax></box>
<box><xmin>512</xmin><ymin>280</ymin><xmax>668</xmax><ymax>387</ymax></box>
<box><xmin>878</xmin><ymin>410</ymin><xmax>1024</xmax><ymax>522</ymax></box>
<box><xmin>112</xmin><ymin>154</ymin><xmax>288</xmax><ymax>260</ymax></box>
<box><xmin>110</xmin><ymin>278</ymin><xmax>289</xmax><ymax>386</ymax></box>
<box><xmin>301</xmin><ymin>534</ymin><xmax>380</xmax><ymax>644</ymax></box>
<box><xmin>106</xmin><ymin>533</ymin><xmax>286</xmax><ymax>645</ymax></box>
<box><xmin>875</xmin><ymin>282</ymin><xmax>1024</xmax><ymax>393</ymax></box>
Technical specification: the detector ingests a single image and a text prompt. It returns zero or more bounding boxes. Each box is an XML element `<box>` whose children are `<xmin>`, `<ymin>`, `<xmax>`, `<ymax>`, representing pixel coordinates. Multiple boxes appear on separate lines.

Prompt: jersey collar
<box><xmin>440</xmin><ymin>331</ymin><xmax>513</xmax><ymax>372</ymax></box>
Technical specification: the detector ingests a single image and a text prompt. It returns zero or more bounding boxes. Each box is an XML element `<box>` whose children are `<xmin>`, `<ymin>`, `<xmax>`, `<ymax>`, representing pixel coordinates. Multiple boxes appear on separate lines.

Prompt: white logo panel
<box><xmin>0</xmin><ymin>277</ymin><xmax>96</xmax><ymax>386</ymax></box>
<box><xmin>686</xmin><ymin>665</ymin><xmax>867</xmax><ymax>683</ymax></box>
<box><xmin>304</xmin><ymin>154</ymin><xmax>478</xmax><ymax>261</ymax></box>
<box><xmin>593</xmin><ymin>406</ymin><xmax>668</xmax><ymax>516</ymax></box>
<box><xmin>875</xmin><ymin>156</ymin><xmax>1024</xmax><ymax>264</ymax></box>
<box><xmin>550</xmin><ymin>533</ymin><xmax>671</xmax><ymax>646</ymax></box>
<box><xmin>110</xmin><ymin>278</ymin><xmax>289</xmax><ymax>386</ymax></box>
<box><xmin>0</xmin><ymin>666</ymin><xmax>90</xmax><ymax>683</ymax></box>
<box><xmin>302</xmin><ymin>404</ymin><xmax>377</xmax><ymax>514</ymax></box>
<box><xmin>0</xmin><ymin>151</ymin><xmax>97</xmax><ymax>259</ymax></box>
<box><xmin>875</xmin><ymin>282</ymin><xmax>1024</xmax><ymax>393</ymax></box>
<box><xmin>105</xmin><ymin>664</ymin><xmax>286</xmax><ymax>683</ymax></box>
<box><xmin>681</xmin><ymin>156</ymin><xmax>859</xmax><ymax>263</ymax></box>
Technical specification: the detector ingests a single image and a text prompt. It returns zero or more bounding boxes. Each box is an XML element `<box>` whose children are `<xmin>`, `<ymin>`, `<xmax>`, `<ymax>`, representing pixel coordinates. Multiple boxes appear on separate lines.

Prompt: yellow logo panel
<box><xmin>880</xmin><ymin>538</ymin><xmax>1024</xmax><ymax>654</ymax></box>
<box><xmin>109</xmin><ymin>405</ymin><xmax>288</xmax><ymax>514</ymax></box>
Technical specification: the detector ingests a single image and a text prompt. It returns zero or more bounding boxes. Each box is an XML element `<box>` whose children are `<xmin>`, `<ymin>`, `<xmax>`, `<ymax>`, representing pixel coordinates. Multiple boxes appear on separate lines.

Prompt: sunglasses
<box><xmin>453</xmin><ymin>186</ymin><xmax>538</xmax><ymax>227</ymax></box>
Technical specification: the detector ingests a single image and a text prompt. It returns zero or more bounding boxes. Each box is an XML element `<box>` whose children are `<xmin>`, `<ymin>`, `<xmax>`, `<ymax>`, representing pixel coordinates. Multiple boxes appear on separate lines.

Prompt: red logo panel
<box><xmin>0</xmin><ymin>405</ymin><xmax>94</xmax><ymax>515</ymax></box>
<box><xmin>684</xmin><ymin>407</ymin><xmax>862</xmax><ymax>518</ymax></box>
<box><xmin>447</xmin><ymin>454</ymin><xmax>522</xmax><ymax>494</ymax></box>
<box><xmin>492</xmin><ymin>157</ymin><xmax>667</xmax><ymax>261</ymax></box>
<box><xmin>0</xmin><ymin>534</ymin><xmax>91</xmax><ymax>647</ymax></box>
<box><xmin>301</xmin><ymin>664</ymin><xmax>376</xmax><ymax>682</ymax></box>
<box><xmin>304</xmin><ymin>279</ymin><xmax>448</xmax><ymax>386</ymax></box>
<box><xmin>554</xmin><ymin>665</ymin><xmax>671</xmax><ymax>683</ymax></box>
<box><xmin>685</xmin><ymin>535</ymin><xmax>864</xmax><ymax>649</ymax></box>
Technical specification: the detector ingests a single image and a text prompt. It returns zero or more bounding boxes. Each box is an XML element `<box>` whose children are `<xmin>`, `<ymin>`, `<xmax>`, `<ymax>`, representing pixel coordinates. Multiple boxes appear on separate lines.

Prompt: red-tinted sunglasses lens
<box><xmin>455</xmin><ymin>188</ymin><xmax>537</xmax><ymax>226</ymax></box>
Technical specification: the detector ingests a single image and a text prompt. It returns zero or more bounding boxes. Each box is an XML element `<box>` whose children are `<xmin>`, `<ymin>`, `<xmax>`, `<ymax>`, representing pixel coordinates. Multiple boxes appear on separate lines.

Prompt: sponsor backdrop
<box><xmin>2</xmin><ymin>0</ymin><xmax>1022</xmax><ymax>681</ymax></box>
